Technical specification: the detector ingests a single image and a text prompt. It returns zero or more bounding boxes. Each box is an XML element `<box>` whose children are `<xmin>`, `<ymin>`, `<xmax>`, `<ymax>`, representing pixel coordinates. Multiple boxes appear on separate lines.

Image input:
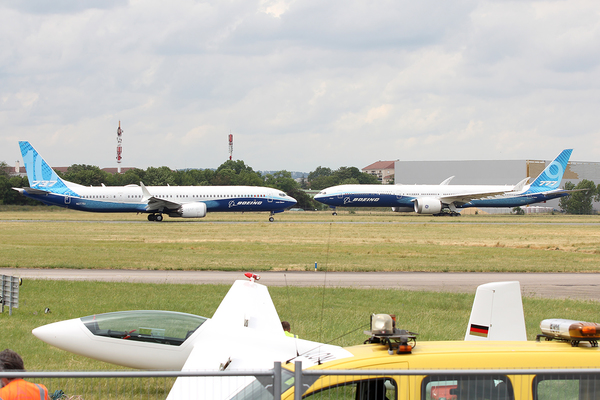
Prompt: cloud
<box><xmin>1</xmin><ymin>0</ymin><xmax>600</xmax><ymax>172</ymax></box>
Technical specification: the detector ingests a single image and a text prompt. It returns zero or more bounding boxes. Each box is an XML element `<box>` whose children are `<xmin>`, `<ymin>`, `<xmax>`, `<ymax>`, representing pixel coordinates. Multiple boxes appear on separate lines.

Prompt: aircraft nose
<box><xmin>32</xmin><ymin>318</ymin><xmax>86</xmax><ymax>349</ymax></box>
<box><xmin>314</xmin><ymin>193</ymin><xmax>328</xmax><ymax>203</ymax></box>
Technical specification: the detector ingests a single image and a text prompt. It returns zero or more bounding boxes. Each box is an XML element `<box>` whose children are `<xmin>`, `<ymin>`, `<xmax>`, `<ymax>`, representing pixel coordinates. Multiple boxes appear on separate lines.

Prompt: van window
<box><xmin>304</xmin><ymin>377</ymin><xmax>396</xmax><ymax>400</ymax></box>
<box><xmin>533</xmin><ymin>374</ymin><xmax>600</xmax><ymax>400</ymax></box>
<box><xmin>422</xmin><ymin>375</ymin><xmax>513</xmax><ymax>400</ymax></box>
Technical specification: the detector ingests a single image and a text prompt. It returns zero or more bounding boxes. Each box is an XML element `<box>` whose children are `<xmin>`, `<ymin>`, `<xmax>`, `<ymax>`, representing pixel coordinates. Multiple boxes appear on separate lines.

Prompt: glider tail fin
<box><xmin>465</xmin><ymin>281</ymin><xmax>527</xmax><ymax>341</ymax></box>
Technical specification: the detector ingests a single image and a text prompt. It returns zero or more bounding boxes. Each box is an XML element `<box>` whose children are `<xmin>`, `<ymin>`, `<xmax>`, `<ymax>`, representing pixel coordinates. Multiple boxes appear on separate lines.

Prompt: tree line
<box><xmin>0</xmin><ymin>160</ymin><xmax>380</xmax><ymax>210</ymax></box>
<box><xmin>3</xmin><ymin>158</ymin><xmax>598</xmax><ymax>214</ymax></box>
<box><xmin>558</xmin><ymin>180</ymin><xmax>600</xmax><ymax>215</ymax></box>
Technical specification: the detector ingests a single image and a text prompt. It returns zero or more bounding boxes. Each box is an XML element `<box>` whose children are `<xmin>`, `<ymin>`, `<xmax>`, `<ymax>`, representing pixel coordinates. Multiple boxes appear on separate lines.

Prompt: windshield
<box><xmin>81</xmin><ymin>310</ymin><xmax>207</xmax><ymax>346</ymax></box>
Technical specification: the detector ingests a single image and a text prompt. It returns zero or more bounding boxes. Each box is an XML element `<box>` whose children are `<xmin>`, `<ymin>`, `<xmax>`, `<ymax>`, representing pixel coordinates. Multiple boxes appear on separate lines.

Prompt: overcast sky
<box><xmin>2</xmin><ymin>0</ymin><xmax>600</xmax><ymax>173</ymax></box>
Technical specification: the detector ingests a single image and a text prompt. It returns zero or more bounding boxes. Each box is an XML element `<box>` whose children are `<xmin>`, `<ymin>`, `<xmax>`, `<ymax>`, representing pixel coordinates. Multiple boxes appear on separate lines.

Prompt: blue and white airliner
<box><xmin>14</xmin><ymin>141</ymin><xmax>297</xmax><ymax>222</ymax></box>
<box><xmin>314</xmin><ymin>149</ymin><xmax>575</xmax><ymax>215</ymax></box>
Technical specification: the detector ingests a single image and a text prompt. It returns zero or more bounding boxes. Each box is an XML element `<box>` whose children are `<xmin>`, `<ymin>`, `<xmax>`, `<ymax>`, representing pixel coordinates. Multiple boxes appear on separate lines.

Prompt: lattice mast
<box><xmin>116</xmin><ymin>121</ymin><xmax>123</xmax><ymax>173</ymax></box>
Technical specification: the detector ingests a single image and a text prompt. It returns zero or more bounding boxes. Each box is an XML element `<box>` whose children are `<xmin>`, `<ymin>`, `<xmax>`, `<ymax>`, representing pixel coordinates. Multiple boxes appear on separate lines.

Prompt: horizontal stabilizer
<box><xmin>440</xmin><ymin>176</ymin><xmax>454</xmax><ymax>185</ymax></box>
<box><xmin>512</xmin><ymin>177</ymin><xmax>530</xmax><ymax>192</ymax></box>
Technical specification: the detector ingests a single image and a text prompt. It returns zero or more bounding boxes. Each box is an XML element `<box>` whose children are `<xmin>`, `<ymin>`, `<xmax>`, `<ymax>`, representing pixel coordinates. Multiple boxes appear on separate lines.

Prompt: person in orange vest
<box><xmin>281</xmin><ymin>321</ymin><xmax>298</xmax><ymax>338</ymax></box>
<box><xmin>0</xmin><ymin>349</ymin><xmax>49</xmax><ymax>400</ymax></box>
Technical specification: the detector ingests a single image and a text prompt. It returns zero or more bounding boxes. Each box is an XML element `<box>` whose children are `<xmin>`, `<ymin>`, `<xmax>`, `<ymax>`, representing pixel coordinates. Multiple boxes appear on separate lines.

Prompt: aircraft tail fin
<box><xmin>529</xmin><ymin>149</ymin><xmax>572</xmax><ymax>191</ymax></box>
<box><xmin>18</xmin><ymin>141</ymin><xmax>74</xmax><ymax>194</ymax></box>
<box><xmin>465</xmin><ymin>281</ymin><xmax>527</xmax><ymax>341</ymax></box>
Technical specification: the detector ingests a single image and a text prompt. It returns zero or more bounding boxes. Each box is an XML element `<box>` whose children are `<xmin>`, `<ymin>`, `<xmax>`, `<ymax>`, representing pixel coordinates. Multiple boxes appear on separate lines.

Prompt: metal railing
<box><xmin>2</xmin><ymin>363</ymin><xmax>600</xmax><ymax>399</ymax></box>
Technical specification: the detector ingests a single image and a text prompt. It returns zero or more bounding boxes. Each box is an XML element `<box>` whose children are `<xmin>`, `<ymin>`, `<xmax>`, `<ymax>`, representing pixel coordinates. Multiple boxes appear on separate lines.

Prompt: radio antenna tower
<box><xmin>228</xmin><ymin>132</ymin><xmax>233</xmax><ymax>161</ymax></box>
<box><xmin>116</xmin><ymin>121</ymin><xmax>123</xmax><ymax>173</ymax></box>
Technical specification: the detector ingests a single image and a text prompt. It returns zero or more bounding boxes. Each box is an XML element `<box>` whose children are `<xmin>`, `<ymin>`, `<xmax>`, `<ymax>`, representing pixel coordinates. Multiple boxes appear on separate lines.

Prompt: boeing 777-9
<box><xmin>315</xmin><ymin>149</ymin><xmax>574</xmax><ymax>215</ymax></box>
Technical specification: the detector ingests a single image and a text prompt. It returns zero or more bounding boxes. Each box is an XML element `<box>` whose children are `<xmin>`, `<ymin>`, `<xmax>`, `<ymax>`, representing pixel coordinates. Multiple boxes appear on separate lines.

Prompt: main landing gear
<box><xmin>147</xmin><ymin>213</ymin><xmax>163</xmax><ymax>222</ymax></box>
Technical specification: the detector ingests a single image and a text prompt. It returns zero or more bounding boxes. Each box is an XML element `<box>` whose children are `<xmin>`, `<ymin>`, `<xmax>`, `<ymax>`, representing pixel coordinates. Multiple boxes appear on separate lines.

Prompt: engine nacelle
<box><xmin>169</xmin><ymin>202</ymin><xmax>207</xmax><ymax>218</ymax></box>
<box><xmin>413</xmin><ymin>198</ymin><xmax>443</xmax><ymax>214</ymax></box>
<box><xmin>391</xmin><ymin>207</ymin><xmax>414</xmax><ymax>213</ymax></box>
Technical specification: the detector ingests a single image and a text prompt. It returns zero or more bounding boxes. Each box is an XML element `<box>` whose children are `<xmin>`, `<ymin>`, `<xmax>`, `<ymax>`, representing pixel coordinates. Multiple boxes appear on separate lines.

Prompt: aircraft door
<box><xmin>268</xmin><ymin>193</ymin><xmax>273</xmax><ymax>203</ymax></box>
<box><xmin>64</xmin><ymin>196</ymin><xmax>71</xmax><ymax>205</ymax></box>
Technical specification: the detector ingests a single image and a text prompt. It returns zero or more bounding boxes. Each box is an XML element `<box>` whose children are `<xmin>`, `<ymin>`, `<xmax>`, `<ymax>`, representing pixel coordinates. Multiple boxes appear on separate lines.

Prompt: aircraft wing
<box><xmin>139</xmin><ymin>182</ymin><xmax>182</xmax><ymax>211</ymax></box>
<box><xmin>440</xmin><ymin>189</ymin><xmax>511</xmax><ymax>205</ymax></box>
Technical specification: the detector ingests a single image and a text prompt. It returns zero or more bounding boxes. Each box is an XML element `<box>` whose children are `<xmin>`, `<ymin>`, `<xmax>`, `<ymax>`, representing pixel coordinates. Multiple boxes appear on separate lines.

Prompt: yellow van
<box><xmin>280</xmin><ymin>338</ymin><xmax>600</xmax><ymax>399</ymax></box>
<box><xmin>278</xmin><ymin>313</ymin><xmax>600</xmax><ymax>400</ymax></box>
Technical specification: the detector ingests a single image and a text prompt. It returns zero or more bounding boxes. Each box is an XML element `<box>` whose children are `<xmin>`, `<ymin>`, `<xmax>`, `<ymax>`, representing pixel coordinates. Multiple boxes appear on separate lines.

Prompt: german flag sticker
<box><xmin>470</xmin><ymin>324</ymin><xmax>489</xmax><ymax>338</ymax></box>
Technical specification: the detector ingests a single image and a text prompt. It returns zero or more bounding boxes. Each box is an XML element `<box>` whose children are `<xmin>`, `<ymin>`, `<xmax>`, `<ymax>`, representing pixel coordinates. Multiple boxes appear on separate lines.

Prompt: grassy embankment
<box><xmin>1</xmin><ymin>207</ymin><xmax>599</xmax><ymax>272</ymax></box>
<box><xmin>2</xmin><ymin>279</ymin><xmax>599</xmax><ymax>372</ymax></box>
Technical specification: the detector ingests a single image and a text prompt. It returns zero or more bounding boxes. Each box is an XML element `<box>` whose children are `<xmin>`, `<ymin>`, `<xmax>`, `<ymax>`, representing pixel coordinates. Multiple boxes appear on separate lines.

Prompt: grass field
<box><xmin>1</xmin><ymin>207</ymin><xmax>599</xmax><ymax>272</ymax></box>
<box><xmin>1</xmin><ymin>206</ymin><xmax>600</xmax><ymax>375</ymax></box>
<box><xmin>2</xmin><ymin>279</ymin><xmax>600</xmax><ymax>372</ymax></box>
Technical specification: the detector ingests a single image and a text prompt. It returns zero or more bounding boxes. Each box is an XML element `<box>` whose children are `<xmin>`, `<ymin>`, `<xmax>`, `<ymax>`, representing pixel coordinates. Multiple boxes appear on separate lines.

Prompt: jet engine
<box><xmin>169</xmin><ymin>202</ymin><xmax>207</xmax><ymax>218</ymax></box>
<box><xmin>413</xmin><ymin>198</ymin><xmax>442</xmax><ymax>214</ymax></box>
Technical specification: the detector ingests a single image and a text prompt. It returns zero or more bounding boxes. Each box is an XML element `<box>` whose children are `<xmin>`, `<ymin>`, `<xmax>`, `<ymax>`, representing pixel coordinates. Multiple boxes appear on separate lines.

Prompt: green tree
<box><xmin>264</xmin><ymin>171</ymin><xmax>298</xmax><ymax>192</ymax></box>
<box><xmin>307</xmin><ymin>165</ymin><xmax>381</xmax><ymax>190</ymax></box>
<box><xmin>217</xmin><ymin>160</ymin><xmax>256</xmax><ymax>175</ymax></box>
<box><xmin>212</xmin><ymin>168</ymin><xmax>236</xmax><ymax>185</ymax></box>
<box><xmin>559</xmin><ymin>180</ymin><xmax>597</xmax><ymax>214</ymax></box>
<box><xmin>114</xmin><ymin>168</ymin><xmax>145</xmax><ymax>185</ymax></box>
<box><xmin>62</xmin><ymin>164</ymin><xmax>110</xmax><ymax>186</ymax></box>
<box><xmin>286</xmin><ymin>187</ymin><xmax>319</xmax><ymax>210</ymax></box>
<box><xmin>143</xmin><ymin>167</ymin><xmax>176</xmax><ymax>186</ymax></box>
<box><xmin>0</xmin><ymin>162</ymin><xmax>10</xmax><ymax>204</ymax></box>
<box><xmin>307</xmin><ymin>166</ymin><xmax>333</xmax><ymax>182</ymax></box>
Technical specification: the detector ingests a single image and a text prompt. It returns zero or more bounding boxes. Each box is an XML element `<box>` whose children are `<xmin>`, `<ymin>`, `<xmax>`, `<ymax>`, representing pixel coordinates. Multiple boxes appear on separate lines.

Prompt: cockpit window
<box><xmin>81</xmin><ymin>310</ymin><xmax>207</xmax><ymax>346</ymax></box>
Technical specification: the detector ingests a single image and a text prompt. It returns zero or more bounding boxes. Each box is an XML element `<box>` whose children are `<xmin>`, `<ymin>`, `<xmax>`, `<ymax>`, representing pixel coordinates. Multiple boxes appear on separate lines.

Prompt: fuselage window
<box><xmin>422</xmin><ymin>374</ymin><xmax>513</xmax><ymax>400</ymax></box>
<box><xmin>533</xmin><ymin>373</ymin><xmax>600</xmax><ymax>400</ymax></box>
<box><xmin>301</xmin><ymin>377</ymin><xmax>397</xmax><ymax>400</ymax></box>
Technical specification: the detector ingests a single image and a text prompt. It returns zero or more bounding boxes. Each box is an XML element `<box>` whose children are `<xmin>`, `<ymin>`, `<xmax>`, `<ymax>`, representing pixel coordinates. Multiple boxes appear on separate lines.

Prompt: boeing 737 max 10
<box><xmin>13</xmin><ymin>141</ymin><xmax>297</xmax><ymax>221</ymax></box>
<box><xmin>314</xmin><ymin>149</ymin><xmax>574</xmax><ymax>215</ymax></box>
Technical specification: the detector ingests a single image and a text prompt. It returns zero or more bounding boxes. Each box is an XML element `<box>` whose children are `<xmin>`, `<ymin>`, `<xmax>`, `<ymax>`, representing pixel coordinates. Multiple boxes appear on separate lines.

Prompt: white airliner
<box><xmin>314</xmin><ymin>149</ymin><xmax>574</xmax><ymax>215</ymax></box>
<box><xmin>13</xmin><ymin>141</ymin><xmax>297</xmax><ymax>222</ymax></box>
